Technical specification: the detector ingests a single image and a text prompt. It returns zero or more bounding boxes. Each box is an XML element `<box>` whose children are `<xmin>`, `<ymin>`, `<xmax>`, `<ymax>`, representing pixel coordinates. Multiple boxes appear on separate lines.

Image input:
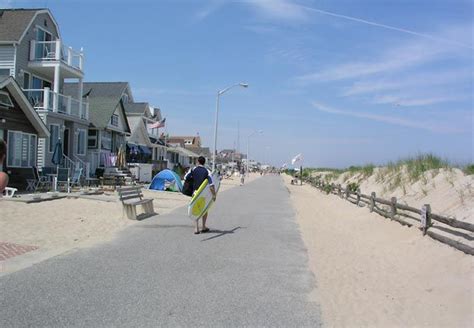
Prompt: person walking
<box><xmin>240</xmin><ymin>166</ymin><xmax>245</xmax><ymax>186</ymax></box>
<box><xmin>184</xmin><ymin>156</ymin><xmax>216</xmax><ymax>234</ymax></box>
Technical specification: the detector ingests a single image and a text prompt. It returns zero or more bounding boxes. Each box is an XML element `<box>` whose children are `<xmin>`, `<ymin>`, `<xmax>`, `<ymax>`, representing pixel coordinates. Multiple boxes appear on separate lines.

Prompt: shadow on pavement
<box><xmin>134</xmin><ymin>224</ymin><xmax>192</xmax><ymax>229</ymax></box>
<box><xmin>200</xmin><ymin>227</ymin><xmax>243</xmax><ymax>242</ymax></box>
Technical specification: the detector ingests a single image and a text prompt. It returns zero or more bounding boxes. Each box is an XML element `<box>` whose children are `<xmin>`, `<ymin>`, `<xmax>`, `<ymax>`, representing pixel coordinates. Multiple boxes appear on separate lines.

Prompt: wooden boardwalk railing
<box><xmin>302</xmin><ymin>177</ymin><xmax>474</xmax><ymax>255</ymax></box>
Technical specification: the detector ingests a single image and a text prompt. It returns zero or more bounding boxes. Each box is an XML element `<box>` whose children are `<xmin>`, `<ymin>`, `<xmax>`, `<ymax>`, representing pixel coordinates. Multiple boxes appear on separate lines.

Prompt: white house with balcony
<box><xmin>0</xmin><ymin>8</ymin><xmax>89</xmax><ymax>175</ymax></box>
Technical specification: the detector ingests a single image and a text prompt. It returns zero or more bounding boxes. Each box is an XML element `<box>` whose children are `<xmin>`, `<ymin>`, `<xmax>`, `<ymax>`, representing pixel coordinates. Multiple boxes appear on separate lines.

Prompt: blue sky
<box><xmin>4</xmin><ymin>0</ymin><xmax>473</xmax><ymax>167</ymax></box>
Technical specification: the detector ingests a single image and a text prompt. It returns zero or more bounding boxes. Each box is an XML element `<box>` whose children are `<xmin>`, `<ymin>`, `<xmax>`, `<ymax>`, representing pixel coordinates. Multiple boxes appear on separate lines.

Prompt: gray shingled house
<box><xmin>63</xmin><ymin>82</ymin><xmax>131</xmax><ymax>175</ymax></box>
<box><xmin>0</xmin><ymin>76</ymin><xmax>49</xmax><ymax>189</ymax></box>
<box><xmin>0</xmin><ymin>8</ymin><xmax>89</xmax><ymax>175</ymax></box>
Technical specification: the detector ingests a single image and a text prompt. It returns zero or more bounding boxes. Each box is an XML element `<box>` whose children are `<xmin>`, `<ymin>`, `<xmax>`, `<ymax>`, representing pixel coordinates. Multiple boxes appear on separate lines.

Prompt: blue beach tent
<box><xmin>149</xmin><ymin>169</ymin><xmax>183</xmax><ymax>192</ymax></box>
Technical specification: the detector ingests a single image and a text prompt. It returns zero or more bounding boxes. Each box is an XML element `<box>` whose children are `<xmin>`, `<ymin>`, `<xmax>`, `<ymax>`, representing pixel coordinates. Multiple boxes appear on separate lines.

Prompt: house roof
<box><xmin>124</xmin><ymin>102</ymin><xmax>149</xmax><ymax>115</ymax></box>
<box><xmin>187</xmin><ymin>146</ymin><xmax>211</xmax><ymax>158</ymax></box>
<box><xmin>127</xmin><ymin>116</ymin><xmax>152</xmax><ymax>147</ymax></box>
<box><xmin>0</xmin><ymin>9</ymin><xmax>59</xmax><ymax>43</ymax></box>
<box><xmin>0</xmin><ymin>76</ymin><xmax>49</xmax><ymax>137</ymax></box>
<box><xmin>64</xmin><ymin>82</ymin><xmax>131</xmax><ymax>131</ymax></box>
<box><xmin>168</xmin><ymin>135</ymin><xmax>201</xmax><ymax>146</ymax></box>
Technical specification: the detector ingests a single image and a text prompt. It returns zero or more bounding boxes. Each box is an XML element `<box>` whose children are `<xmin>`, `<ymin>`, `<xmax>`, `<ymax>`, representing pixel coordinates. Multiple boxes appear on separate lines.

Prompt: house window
<box><xmin>101</xmin><ymin>130</ymin><xmax>111</xmax><ymax>150</ymax></box>
<box><xmin>88</xmin><ymin>129</ymin><xmax>98</xmax><ymax>148</ymax></box>
<box><xmin>0</xmin><ymin>91</ymin><xmax>13</xmax><ymax>108</ymax></box>
<box><xmin>0</xmin><ymin>69</ymin><xmax>10</xmax><ymax>77</ymax></box>
<box><xmin>48</xmin><ymin>124</ymin><xmax>60</xmax><ymax>152</ymax></box>
<box><xmin>76</xmin><ymin>129</ymin><xmax>86</xmax><ymax>155</ymax></box>
<box><xmin>111</xmin><ymin>114</ymin><xmax>119</xmax><ymax>127</ymax></box>
<box><xmin>7</xmin><ymin>131</ymin><xmax>37</xmax><ymax>168</ymax></box>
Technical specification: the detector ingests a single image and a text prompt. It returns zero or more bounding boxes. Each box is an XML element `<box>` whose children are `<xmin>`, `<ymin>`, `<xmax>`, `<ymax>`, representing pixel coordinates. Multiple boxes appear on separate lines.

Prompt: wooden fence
<box><xmin>303</xmin><ymin>177</ymin><xmax>474</xmax><ymax>256</ymax></box>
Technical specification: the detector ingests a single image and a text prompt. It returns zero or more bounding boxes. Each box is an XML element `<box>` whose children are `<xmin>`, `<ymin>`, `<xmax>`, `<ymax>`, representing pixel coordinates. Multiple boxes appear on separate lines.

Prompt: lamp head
<box><xmin>239</xmin><ymin>83</ymin><xmax>249</xmax><ymax>88</ymax></box>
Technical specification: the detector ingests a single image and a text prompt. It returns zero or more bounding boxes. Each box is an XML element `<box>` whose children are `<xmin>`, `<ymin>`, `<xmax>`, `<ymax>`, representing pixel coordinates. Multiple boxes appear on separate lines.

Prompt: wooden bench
<box><xmin>117</xmin><ymin>186</ymin><xmax>154</xmax><ymax>220</ymax></box>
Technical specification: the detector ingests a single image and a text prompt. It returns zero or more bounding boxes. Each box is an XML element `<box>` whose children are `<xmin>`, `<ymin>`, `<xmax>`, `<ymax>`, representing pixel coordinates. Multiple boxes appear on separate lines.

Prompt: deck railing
<box><xmin>23</xmin><ymin>88</ymin><xmax>89</xmax><ymax>120</ymax></box>
<box><xmin>29</xmin><ymin>40</ymin><xmax>84</xmax><ymax>71</ymax></box>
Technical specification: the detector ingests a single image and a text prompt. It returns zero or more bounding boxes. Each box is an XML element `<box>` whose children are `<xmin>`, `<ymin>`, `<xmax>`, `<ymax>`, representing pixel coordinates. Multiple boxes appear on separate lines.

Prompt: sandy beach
<box><xmin>0</xmin><ymin>173</ymin><xmax>260</xmax><ymax>267</ymax></box>
<box><xmin>284</xmin><ymin>174</ymin><xmax>473</xmax><ymax>327</ymax></box>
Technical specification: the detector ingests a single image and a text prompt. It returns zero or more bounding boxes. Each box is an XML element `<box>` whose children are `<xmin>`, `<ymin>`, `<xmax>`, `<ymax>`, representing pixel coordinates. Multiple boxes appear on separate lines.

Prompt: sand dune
<box><xmin>314</xmin><ymin>168</ymin><xmax>473</xmax><ymax>223</ymax></box>
<box><xmin>285</xmin><ymin>174</ymin><xmax>473</xmax><ymax>327</ymax></box>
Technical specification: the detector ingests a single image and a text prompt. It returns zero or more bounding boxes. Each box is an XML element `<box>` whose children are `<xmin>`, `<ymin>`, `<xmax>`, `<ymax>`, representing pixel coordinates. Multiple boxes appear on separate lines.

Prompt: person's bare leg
<box><xmin>202</xmin><ymin>212</ymin><xmax>208</xmax><ymax>230</ymax></box>
<box><xmin>195</xmin><ymin>219</ymin><xmax>200</xmax><ymax>234</ymax></box>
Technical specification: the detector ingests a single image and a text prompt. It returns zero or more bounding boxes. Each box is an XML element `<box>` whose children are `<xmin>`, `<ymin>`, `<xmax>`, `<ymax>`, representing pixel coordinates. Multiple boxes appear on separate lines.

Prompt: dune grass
<box><xmin>464</xmin><ymin>164</ymin><xmax>474</xmax><ymax>175</ymax></box>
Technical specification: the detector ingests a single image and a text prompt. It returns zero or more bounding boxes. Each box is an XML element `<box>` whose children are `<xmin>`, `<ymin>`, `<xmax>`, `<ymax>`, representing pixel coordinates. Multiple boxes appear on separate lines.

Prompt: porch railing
<box><xmin>23</xmin><ymin>88</ymin><xmax>89</xmax><ymax>120</ymax></box>
<box><xmin>29</xmin><ymin>40</ymin><xmax>84</xmax><ymax>71</ymax></box>
<box><xmin>73</xmin><ymin>154</ymin><xmax>90</xmax><ymax>178</ymax></box>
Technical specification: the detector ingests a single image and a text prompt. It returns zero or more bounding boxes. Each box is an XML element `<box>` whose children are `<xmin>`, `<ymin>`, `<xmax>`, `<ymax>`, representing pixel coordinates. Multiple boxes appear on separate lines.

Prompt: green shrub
<box><xmin>464</xmin><ymin>164</ymin><xmax>474</xmax><ymax>175</ymax></box>
<box><xmin>323</xmin><ymin>184</ymin><xmax>332</xmax><ymax>194</ymax></box>
<box><xmin>347</xmin><ymin>182</ymin><xmax>359</xmax><ymax>193</ymax></box>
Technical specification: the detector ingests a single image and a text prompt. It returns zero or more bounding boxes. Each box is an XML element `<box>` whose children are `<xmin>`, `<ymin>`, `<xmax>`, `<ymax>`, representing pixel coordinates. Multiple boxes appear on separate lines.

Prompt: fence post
<box><xmin>390</xmin><ymin>197</ymin><xmax>397</xmax><ymax>220</ymax></box>
<box><xmin>345</xmin><ymin>188</ymin><xmax>349</xmax><ymax>200</ymax></box>
<box><xmin>337</xmin><ymin>184</ymin><xmax>342</xmax><ymax>198</ymax></box>
<box><xmin>421</xmin><ymin>204</ymin><xmax>431</xmax><ymax>236</ymax></box>
<box><xmin>370</xmin><ymin>192</ymin><xmax>376</xmax><ymax>212</ymax></box>
<box><xmin>356</xmin><ymin>188</ymin><xmax>361</xmax><ymax>206</ymax></box>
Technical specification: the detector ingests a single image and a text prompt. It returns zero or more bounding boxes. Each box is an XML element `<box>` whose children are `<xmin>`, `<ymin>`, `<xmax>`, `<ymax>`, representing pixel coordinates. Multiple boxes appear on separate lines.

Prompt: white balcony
<box><xmin>23</xmin><ymin>88</ymin><xmax>89</xmax><ymax>121</ymax></box>
<box><xmin>28</xmin><ymin>40</ymin><xmax>84</xmax><ymax>78</ymax></box>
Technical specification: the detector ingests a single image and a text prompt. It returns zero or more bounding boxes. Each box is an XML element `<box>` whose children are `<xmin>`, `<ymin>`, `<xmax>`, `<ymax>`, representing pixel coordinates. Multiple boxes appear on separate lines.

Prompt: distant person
<box><xmin>184</xmin><ymin>156</ymin><xmax>216</xmax><ymax>234</ymax></box>
<box><xmin>0</xmin><ymin>139</ymin><xmax>8</xmax><ymax>194</ymax></box>
<box><xmin>240</xmin><ymin>167</ymin><xmax>245</xmax><ymax>185</ymax></box>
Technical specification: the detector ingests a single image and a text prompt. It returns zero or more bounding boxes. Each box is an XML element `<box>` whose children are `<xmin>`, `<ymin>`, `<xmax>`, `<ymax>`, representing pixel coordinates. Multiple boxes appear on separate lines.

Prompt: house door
<box><xmin>63</xmin><ymin>129</ymin><xmax>69</xmax><ymax>157</ymax></box>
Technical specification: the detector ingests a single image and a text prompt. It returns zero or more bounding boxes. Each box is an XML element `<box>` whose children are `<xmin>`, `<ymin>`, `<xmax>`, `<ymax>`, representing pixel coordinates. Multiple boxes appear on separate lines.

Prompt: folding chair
<box><xmin>26</xmin><ymin>166</ymin><xmax>51</xmax><ymax>192</ymax></box>
<box><xmin>57</xmin><ymin>168</ymin><xmax>71</xmax><ymax>193</ymax></box>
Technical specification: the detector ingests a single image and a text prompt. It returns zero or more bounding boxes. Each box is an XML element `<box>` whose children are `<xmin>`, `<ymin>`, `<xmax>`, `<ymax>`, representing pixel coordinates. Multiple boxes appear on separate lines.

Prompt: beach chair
<box><xmin>56</xmin><ymin>168</ymin><xmax>71</xmax><ymax>193</ymax></box>
<box><xmin>2</xmin><ymin>187</ymin><xmax>18</xmax><ymax>198</ymax></box>
<box><xmin>70</xmin><ymin>168</ymin><xmax>83</xmax><ymax>188</ymax></box>
<box><xmin>26</xmin><ymin>166</ymin><xmax>51</xmax><ymax>192</ymax></box>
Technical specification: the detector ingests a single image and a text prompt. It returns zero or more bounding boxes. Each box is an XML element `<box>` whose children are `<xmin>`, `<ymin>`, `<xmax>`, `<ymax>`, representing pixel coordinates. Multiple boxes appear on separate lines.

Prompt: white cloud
<box><xmin>195</xmin><ymin>0</ymin><xmax>225</xmax><ymax>20</ymax></box>
<box><xmin>0</xmin><ymin>0</ymin><xmax>13</xmax><ymax>8</ymax></box>
<box><xmin>343</xmin><ymin>69</ymin><xmax>472</xmax><ymax>96</ymax></box>
<box><xmin>294</xmin><ymin>23</ymin><xmax>472</xmax><ymax>85</ymax></box>
<box><xmin>371</xmin><ymin>94</ymin><xmax>468</xmax><ymax>107</ymax></box>
<box><xmin>245</xmin><ymin>0</ymin><xmax>309</xmax><ymax>22</ymax></box>
<box><xmin>312</xmin><ymin>101</ymin><xmax>465</xmax><ymax>134</ymax></box>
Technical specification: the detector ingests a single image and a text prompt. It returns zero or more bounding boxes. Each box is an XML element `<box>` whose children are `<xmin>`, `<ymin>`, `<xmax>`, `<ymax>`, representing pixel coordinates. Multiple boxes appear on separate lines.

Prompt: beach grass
<box><xmin>464</xmin><ymin>164</ymin><xmax>474</xmax><ymax>175</ymax></box>
<box><xmin>305</xmin><ymin>153</ymin><xmax>456</xmax><ymax>186</ymax></box>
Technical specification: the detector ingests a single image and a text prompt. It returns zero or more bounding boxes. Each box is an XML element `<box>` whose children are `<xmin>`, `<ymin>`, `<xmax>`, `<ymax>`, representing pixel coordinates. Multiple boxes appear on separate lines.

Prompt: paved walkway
<box><xmin>0</xmin><ymin>176</ymin><xmax>321</xmax><ymax>327</ymax></box>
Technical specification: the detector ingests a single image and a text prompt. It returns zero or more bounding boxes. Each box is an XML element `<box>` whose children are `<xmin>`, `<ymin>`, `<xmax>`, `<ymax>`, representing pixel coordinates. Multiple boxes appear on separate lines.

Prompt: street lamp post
<box><xmin>246</xmin><ymin>130</ymin><xmax>263</xmax><ymax>176</ymax></box>
<box><xmin>212</xmin><ymin>82</ymin><xmax>248</xmax><ymax>172</ymax></box>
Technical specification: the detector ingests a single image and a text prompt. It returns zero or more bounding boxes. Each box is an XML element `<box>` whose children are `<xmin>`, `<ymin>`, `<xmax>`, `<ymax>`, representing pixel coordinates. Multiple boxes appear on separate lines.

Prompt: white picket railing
<box><xmin>29</xmin><ymin>40</ymin><xmax>84</xmax><ymax>71</ymax></box>
<box><xmin>23</xmin><ymin>88</ymin><xmax>89</xmax><ymax>120</ymax></box>
<box><xmin>73</xmin><ymin>155</ymin><xmax>90</xmax><ymax>178</ymax></box>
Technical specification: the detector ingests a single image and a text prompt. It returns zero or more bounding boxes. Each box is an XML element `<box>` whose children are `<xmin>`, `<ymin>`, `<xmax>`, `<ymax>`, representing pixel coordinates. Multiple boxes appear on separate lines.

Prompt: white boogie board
<box><xmin>187</xmin><ymin>173</ymin><xmax>221</xmax><ymax>221</ymax></box>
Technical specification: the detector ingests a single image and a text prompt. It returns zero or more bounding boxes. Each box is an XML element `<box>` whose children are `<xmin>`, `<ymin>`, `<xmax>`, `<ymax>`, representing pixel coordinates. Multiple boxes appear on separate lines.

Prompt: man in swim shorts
<box><xmin>184</xmin><ymin>156</ymin><xmax>216</xmax><ymax>234</ymax></box>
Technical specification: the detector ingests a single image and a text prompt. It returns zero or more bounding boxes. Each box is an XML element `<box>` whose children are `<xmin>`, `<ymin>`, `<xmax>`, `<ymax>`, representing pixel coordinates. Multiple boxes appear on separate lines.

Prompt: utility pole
<box><xmin>237</xmin><ymin>121</ymin><xmax>240</xmax><ymax>154</ymax></box>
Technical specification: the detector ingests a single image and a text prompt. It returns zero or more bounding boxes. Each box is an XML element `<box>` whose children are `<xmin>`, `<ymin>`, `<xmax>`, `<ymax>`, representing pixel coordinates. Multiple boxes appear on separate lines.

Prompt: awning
<box><xmin>138</xmin><ymin>145</ymin><xmax>152</xmax><ymax>156</ymax></box>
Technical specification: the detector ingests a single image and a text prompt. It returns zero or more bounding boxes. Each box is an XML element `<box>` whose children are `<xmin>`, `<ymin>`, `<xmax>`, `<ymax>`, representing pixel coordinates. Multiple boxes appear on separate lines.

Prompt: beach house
<box><xmin>0</xmin><ymin>9</ymin><xmax>89</xmax><ymax>174</ymax></box>
<box><xmin>63</xmin><ymin>82</ymin><xmax>131</xmax><ymax>175</ymax></box>
<box><xmin>124</xmin><ymin>102</ymin><xmax>167</xmax><ymax>165</ymax></box>
<box><xmin>0</xmin><ymin>76</ymin><xmax>49</xmax><ymax>188</ymax></box>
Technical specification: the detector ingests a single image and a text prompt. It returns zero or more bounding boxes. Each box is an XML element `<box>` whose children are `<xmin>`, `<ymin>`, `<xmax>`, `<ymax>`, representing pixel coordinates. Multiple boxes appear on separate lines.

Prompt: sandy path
<box><xmin>284</xmin><ymin>175</ymin><xmax>473</xmax><ymax>327</ymax></box>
